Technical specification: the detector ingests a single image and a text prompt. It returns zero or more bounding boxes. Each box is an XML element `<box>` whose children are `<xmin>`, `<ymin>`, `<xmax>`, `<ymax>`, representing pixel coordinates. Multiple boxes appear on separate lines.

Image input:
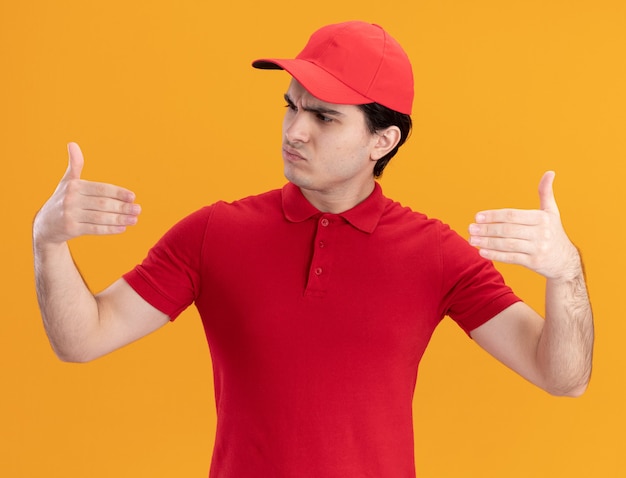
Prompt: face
<box><xmin>281</xmin><ymin>80</ymin><xmax>385</xmax><ymax>205</ymax></box>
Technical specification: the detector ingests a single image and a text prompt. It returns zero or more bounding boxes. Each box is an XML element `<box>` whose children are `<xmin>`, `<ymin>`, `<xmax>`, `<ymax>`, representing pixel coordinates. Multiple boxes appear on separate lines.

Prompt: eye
<box><xmin>316</xmin><ymin>113</ymin><xmax>332</xmax><ymax>123</ymax></box>
<box><xmin>283</xmin><ymin>94</ymin><xmax>297</xmax><ymax>112</ymax></box>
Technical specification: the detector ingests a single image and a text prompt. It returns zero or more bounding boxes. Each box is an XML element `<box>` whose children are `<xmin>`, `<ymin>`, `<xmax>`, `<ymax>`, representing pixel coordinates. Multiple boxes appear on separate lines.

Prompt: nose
<box><xmin>283</xmin><ymin>110</ymin><xmax>310</xmax><ymax>144</ymax></box>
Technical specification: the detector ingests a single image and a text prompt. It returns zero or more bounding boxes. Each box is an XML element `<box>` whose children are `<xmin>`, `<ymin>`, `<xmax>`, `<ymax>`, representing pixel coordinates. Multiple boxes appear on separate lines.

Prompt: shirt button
<box><xmin>320</xmin><ymin>218</ymin><xmax>330</xmax><ymax>227</ymax></box>
<box><xmin>314</xmin><ymin>267</ymin><xmax>323</xmax><ymax>275</ymax></box>
<box><xmin>319</xmin><ymin>241</ymin><xmax>325</xmax><ymax>248</ymax></box>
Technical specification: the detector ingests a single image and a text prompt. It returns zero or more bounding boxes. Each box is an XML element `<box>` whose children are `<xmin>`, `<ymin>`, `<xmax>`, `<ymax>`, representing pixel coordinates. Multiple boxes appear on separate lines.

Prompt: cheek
<box><xmin>333</xmin><ymin>134</ymin><xmax>375</xmax><ymax>163</ymax></box>
<box><xmin>330</xmin><ymin>129</ymin><xmax>369</xmax><ymax>153</ymax></box>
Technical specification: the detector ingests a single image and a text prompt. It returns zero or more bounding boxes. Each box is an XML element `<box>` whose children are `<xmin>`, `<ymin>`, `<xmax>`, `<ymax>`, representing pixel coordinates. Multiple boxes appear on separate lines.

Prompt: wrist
<box><xmin>32</xmin><ymin>219</ymin><xmax>67</xmax><ymax>254</ymax></box>
<box><xmin>550</xmin><ymin>245</ymin><xmax>584</xmax><ymax>284</ymax></box>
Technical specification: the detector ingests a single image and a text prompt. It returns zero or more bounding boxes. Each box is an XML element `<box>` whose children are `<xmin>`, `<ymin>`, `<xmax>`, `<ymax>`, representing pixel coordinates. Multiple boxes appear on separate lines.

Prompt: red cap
<box><xmin>252</xmin><ymin>21</ymin><xmax>414</xmax><ymax>115</ymax></box>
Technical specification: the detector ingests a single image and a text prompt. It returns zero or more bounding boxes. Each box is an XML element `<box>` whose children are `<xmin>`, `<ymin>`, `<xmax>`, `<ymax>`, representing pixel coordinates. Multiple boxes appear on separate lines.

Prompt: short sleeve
<box><xmin>438</xmin><ymin>224</ymin><xmax>522</xmax><ymax>335</ymax></box>
<box><xmin>123</xmin><ymin>206</ymin><xmax>214</xmax><ymax>320</ymax></box>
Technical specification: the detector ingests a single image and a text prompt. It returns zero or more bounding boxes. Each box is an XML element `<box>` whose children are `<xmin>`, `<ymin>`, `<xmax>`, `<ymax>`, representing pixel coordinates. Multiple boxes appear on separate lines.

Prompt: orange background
<box><xmin>1</xmin><ymin>1</ymin><xmax>624</xmax><ymax>476</ymax></box>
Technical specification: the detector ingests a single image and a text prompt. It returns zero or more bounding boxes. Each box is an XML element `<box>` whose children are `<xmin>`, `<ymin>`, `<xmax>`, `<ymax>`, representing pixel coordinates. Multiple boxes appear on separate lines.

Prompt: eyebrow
<box><xmin>284</xmin><ymin>93</ymin><xmax>345</xmax><ymax>117</ymax></box>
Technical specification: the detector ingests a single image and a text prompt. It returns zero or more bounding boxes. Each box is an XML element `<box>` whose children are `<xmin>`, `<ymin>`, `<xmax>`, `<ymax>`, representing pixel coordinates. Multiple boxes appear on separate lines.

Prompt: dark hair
<box><xmin>358</xmin><ymin>103</ymin><xmax>412</xmax><ymax>178</ymax></box>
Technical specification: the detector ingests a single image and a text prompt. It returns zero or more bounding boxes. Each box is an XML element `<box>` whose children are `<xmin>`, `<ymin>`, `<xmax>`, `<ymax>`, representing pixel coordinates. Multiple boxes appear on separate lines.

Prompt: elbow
<box><xmin>537</xmin><ymin>355</ymin><xmax>593</xmax><ymax>398</ymax></box>
<box><xmin>547</xmin><ymin>387</ymin><xmax>586</xmax><ymax>398</ymax></box>
<box><xmin>556</xmin><ymin>382</ymin><xmax>590</xmax><ymax>398</ymax></box>
<box><xmin>50</xmin><ymin>343</ymin><xmax>99</xmax><ymax>364</ymax></box>
<box><xmin>56</xmin><ymin>353</ymin><xmax>93</xmax><ymax>364</ymax></box>
<box><xmin>544</xmin><ymin>376</ymin><xmax>591</xmax><ymax>398</ymax></box>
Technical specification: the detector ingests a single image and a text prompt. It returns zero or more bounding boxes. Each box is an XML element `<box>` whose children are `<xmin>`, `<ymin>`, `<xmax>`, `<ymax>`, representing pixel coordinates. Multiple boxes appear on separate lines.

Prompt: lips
<box><xmin>282</xmin><ymin>145</ymin><xmax>306</xmax><ymax>161</ymax></box>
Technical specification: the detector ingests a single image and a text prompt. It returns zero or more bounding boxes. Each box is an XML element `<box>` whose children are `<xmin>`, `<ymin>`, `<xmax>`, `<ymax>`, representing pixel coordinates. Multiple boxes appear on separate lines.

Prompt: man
<box><xmin>33</xmin><ymin>21</ymin><xmax>593</xmax><ymax>477</ymax></box>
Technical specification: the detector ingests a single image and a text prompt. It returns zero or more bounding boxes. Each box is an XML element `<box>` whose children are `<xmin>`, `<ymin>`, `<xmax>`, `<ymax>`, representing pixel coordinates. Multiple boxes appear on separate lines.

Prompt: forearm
<box><xmin>32</xmin><ymin>143</ymin><xmax>156</xmax><ymax>361</ymax></box>
<box><xmin>536</xmin><ymin>255</ymin><xmax>594</xmax><ymax>396</ymax></box>
<box><xmin>33</xmin><ymin>238</ymin><xmax>101</xmax><ymax>362</ymax></box>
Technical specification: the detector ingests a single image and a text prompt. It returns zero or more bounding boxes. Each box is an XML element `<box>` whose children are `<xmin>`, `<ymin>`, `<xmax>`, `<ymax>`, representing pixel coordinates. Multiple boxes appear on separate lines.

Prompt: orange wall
<box><xmin>1</xmin><ymin>1</ymin><xmax>624</xmax><ymax>476</ymax></box>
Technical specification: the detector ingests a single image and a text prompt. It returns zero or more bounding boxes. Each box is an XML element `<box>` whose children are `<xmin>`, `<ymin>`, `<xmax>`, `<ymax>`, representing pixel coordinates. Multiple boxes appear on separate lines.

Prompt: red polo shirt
<box><xmin>124</xmin><ymin>182</ymin><xmax>520</xmax><ymax>478</ymax></box>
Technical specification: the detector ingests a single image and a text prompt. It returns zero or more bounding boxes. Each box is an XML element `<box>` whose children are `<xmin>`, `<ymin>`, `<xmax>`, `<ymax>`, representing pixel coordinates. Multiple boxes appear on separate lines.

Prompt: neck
<box><xmin>299</xmin><ymin>180</ymin><xmax>376</xmax><ymax>214</ymax></box>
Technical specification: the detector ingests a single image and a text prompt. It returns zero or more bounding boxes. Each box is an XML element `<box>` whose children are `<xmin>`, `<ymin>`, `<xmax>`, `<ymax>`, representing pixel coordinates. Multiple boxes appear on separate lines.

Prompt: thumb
<box><xmin>64</xmin><ymin>142</ymin><xmax>84</xmax><ymax>180</ymax></box>
<box><xmin>538</xmin><ymin>170</ymin><xmax>559</xmax><ymax>215</ymax></box>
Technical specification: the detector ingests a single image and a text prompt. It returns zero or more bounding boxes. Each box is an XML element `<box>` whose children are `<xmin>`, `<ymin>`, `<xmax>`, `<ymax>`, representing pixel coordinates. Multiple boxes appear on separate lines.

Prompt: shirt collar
<box><xmin>281</xmin><ymin>182</ymin><xmax>386</xmax><ymax>234</ymax></box>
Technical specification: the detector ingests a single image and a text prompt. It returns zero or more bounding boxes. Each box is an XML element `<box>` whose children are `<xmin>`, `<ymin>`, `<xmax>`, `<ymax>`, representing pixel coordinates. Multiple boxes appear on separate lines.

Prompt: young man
<box><xmin>33</xmin><ymin>21</ymin><xmax>593</xmax><ymax>478</ymax></box>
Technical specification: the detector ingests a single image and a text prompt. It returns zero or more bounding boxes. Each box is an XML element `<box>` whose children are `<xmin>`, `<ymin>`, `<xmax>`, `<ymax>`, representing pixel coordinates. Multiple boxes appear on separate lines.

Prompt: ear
<box><xmin>370</xmin><ymin>126</ymin><xmax>401</xmax><ymax>161</ymax></box>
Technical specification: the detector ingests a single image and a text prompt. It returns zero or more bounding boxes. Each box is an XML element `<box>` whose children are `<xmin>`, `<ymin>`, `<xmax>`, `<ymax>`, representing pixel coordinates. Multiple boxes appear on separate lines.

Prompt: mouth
<box><xmin>282</xmin><ymin>145</ymin><xmax>306</xmax><ymax>162</ymax></box>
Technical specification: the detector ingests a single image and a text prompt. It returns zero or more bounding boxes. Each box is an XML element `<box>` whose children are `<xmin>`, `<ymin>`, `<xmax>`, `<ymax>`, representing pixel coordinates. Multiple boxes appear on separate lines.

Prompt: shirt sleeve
<box><xmin>437</xmin><ymin>223</ymin><xmax>522</xmax><ymax>335</ymax></box>
<box><xmin>123</xmin><ymin>206</ymin><xmax>214</xmax><ymax>321</ymax></box>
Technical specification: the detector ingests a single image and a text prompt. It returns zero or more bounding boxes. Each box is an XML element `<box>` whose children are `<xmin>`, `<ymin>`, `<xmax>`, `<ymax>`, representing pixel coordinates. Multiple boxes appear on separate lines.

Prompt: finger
<box><xmin>538</xmin><ymin>170</ymin><xmax>560</xmax><ymax>215</ymax></box>
<box><xmin>469</xmin><ymin>235</ymin><xmax>534</xmax><ymax>255</ymax></box>
<box><xmin>477</xmin><ymin>248</ymin><xmax>533</xmax><ymax>267</ymax></box>
<box><xmin>469</xmin><ymin>222</ymin><xmax>536</xmax><ymax>241</ymax></box>
<box><xmin>77</xmin><ymin>209</ymin><xmax>139</xmax><ymax>227</ymax></box>
<box><xmin>78</xmin><ymin>194</ymin><xmax>141</xmax><ymax>216</ymax></box>
<box><xmin>76</xmin><ymin>223</ymin><xmax>130</xmax><ymax>236</ymax></box>
<box><xmin>475</xmin><ymin>208</ymin><xmax>544</xmax><ymax>226</ymax></box>
<box><xmin>79</xmin><ymin>180</ymin><xmax>137</xmax><ymax>203</ymax></box>
<box><xmin>64</xmin><ymin>142</ymin><xmax>84</xmax><ymax>180</ymax></box>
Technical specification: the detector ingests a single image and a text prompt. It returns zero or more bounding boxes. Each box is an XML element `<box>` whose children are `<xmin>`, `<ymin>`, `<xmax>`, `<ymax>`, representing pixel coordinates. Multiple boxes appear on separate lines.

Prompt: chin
<box><xmin>284</xmin><ymin>166</ymin><xmax>313</xmax><ymax>189</ymax></box>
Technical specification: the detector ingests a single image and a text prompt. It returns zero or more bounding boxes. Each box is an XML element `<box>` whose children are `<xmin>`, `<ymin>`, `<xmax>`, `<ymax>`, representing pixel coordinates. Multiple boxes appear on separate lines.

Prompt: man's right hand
<box><xmin>33</xmin><ymin>143</ymin><xmax>168</xmax><ymax>363</ymax></box>
<box><xmin>33</xmin><ymin>142</ymin><xmax>141</xmax><ymax>246</ymax></box>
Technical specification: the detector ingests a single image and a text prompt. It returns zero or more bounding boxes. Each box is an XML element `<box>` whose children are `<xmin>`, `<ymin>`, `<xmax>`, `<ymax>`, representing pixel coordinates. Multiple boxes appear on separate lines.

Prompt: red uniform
<box><xmin>124</xmin><ymin>182</ymin><xmax>520</xmax><ymax>477</ymax></box>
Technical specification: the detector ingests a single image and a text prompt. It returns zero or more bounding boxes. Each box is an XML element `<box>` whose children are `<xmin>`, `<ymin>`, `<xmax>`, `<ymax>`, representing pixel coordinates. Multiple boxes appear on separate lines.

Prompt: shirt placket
<box><xmin>304</xmin><ymin>215</ymin><xmax>335</xmax><ymax>296</ymax></box>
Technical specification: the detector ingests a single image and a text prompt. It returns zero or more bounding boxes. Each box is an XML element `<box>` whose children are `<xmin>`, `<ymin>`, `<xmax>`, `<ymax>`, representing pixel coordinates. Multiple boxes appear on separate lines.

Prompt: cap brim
<box><xmin>252</xmin><ymin>58</ymin><xmax>373</xmax><ymax>106</ymax></box>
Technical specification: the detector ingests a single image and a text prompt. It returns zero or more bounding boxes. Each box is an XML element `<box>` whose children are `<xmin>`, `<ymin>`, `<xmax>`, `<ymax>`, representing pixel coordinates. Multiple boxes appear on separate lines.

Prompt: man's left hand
<box><xmin>468</xmin><ymin>171</ymin><xmax>581</xmax><ymax>282</ymax></box>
